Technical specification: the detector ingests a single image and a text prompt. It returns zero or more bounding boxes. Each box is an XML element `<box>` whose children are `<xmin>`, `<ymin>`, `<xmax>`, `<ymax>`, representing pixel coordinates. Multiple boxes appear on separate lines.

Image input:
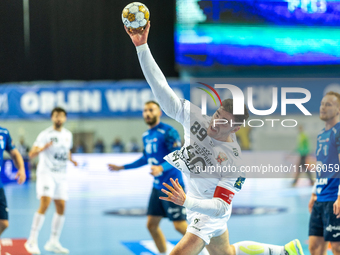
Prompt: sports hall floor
<box><xmin>1</xmin><ymin>154</ymin><xmax>323</xmax><ymax>255</ymax></box>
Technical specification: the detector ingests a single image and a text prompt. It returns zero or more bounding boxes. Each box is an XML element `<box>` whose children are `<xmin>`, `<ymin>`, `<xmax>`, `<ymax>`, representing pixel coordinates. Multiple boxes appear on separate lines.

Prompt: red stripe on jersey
<box><xmin>213</xmin><ymin>186</ymin><xmax>235</xmax><ymax>205</ymax></box>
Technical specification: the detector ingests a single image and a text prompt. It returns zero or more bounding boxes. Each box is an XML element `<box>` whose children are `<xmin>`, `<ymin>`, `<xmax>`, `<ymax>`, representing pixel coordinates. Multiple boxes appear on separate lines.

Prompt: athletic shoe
<box><xmin>284</xmin><ymin>239</ymin><xmax>304</xmax><ymax>255</ymax></box>
<box><xmin>24</xmin><ymin>240</ymin><xmax>41</xmax><ymax>255</ymax></box>
<box><xmin>44</xmin><ymin>240</ymin><xmax>69</xmax><ymax>254</ymax></box>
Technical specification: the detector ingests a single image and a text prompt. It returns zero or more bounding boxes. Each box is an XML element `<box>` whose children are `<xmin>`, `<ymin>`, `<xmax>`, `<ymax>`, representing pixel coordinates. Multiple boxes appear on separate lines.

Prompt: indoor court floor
<box><xmin>2</xmin><ymin>175</ymin><xmax>317</xmax><ymax>255</ymax></box>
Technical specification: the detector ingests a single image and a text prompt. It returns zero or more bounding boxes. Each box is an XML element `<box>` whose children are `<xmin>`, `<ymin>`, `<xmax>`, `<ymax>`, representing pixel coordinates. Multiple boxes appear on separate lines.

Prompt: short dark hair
<box><xmin>51</xmin><ymin>107</ymin><xmax>67</xmax><ymax>117</ymax></box>
<box><xmin>221</xmin><ymin>99</ymin><xmax>249</xmax><ymax>125</ymax></box>
<box><xmin>145</xmin><ymin>100</ymin><xmax>160</xmax><ymax>109</ymax></box>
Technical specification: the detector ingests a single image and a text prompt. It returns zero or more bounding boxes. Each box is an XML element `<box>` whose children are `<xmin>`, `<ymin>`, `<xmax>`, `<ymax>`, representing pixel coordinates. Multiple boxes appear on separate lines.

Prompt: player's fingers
<box><xmin>161</xmin><ymin>189</ymin><xmax>173</xmax><ymax>198</ymax></box>
<box><xmin>170</xmin><ymin>178</ymin><xmax>181</xmax><ymax>191</ymax></box>
<box><xmin>159</xmin><ymin>196</ymin><xmax>171</xmax><ymax>202</ymax></box>
<box><xmin>163</xmin><ymin>183</ymin><xmax>179</xmax><ymax>195</ymax></box>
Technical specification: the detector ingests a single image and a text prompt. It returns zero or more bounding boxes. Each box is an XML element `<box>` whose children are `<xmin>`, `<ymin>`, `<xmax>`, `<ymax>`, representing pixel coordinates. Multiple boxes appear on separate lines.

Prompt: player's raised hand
<box><xmin>334</xmin><ymin>197</ymin><xmax>340</xmax><ymax>218</ymax></box>
<box><xmin>160</xmin><ymin>178</ymin><xmax>186</xmax><ymax>206</ymax></box>
<box><xmin>150</xmin><ymin>165</ymin><xmax>163</xmax><ymax>177</ymax></box>
<box><xmin>124</xmin><ymin>21</ymin><xmax>150</xmax><ymax>47</ymax></box>
<box><xmin>108</xmin><ymin>164</ymin><xmax>124</xmax><ymax>171</ymax></box>
<box><xmin>15</xmin><ymin>168</ymin><xmax>26</xmax><ymax>185</ymax></box>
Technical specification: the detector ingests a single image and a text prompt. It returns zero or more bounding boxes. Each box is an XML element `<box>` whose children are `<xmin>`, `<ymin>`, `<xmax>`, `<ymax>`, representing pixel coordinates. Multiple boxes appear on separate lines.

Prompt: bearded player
<box><xmin>25</xmin><ymin>107</ymin><xmax>77</xmax><ymax>254</ymax></box>
<box><xmin>124</xmin><ymin>21</ymin><xmax>305</xmax><ymax>255</ymax></box>
<box><xmin>308</xmin><ymin>92</ymin><xmax>340</xmax><ymax>255</ymax></box>
<box><xmin>108</xmin><ymin>101</ymin><xmax>210</xmax><ymax>255</ymax></box>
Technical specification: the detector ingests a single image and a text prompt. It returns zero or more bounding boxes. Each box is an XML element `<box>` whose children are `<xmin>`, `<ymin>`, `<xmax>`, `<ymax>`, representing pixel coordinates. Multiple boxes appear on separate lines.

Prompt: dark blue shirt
<box><xmin>0</xmin><ymin>127</ymin><xmax>16</xmax><ymax>188</ymax></box>
<box><xmin>124</xmin><ymin>122</ymin><xmax>184</xmax><ymax>190</ymax></box>
<box><xmin>315</xmin><ymin>122</ymin><xmax>340</xmax><ymax>202</ymax></box>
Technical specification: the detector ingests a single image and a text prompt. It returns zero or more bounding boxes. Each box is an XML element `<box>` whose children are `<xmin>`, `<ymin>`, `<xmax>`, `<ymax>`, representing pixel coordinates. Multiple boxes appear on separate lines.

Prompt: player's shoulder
<box><xmin>39</xmin><ymin>126</ymin><xmax>54</xmax><ymax>136</ymax></box>
<box><xmin>331</xmin><ymin>122</ymin><xmax>340</xmax><ymax>136</ymax></box>
<box><xmin>159</xmin><ymin>122</ymin><xmax>179</xmax><ymax>136</ymax></box>
<box><xmin>0</xmin><ymin>127</ymin><xmax>9</xmax><ymax>135</ymax></box>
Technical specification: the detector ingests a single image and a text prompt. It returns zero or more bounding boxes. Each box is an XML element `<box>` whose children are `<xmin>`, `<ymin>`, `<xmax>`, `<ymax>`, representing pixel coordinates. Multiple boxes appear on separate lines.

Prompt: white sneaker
<box><xmin>44</xmin><ymin>240</ymin><xmax>69</xmax><ymax>254</ymax></box>
<box><xmin>24</xmin><ymin>240</ymin><xmax>41</xmax><ymax>254</ymax></box>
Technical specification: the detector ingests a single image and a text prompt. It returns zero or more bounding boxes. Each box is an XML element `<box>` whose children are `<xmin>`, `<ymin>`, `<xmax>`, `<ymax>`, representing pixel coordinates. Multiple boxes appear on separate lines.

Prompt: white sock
<box><xmin>28</xmin><ymin>212</ymin><xmax>45</xmax><ymax>242</ymax></box>
<box><xmin>50</xmin><ymin>213</ymin><xmax>65</xmax><ymax>242</ymax></box>
<box><xmin>234</xmin><ymin>241</ymin><xmax>285</xmax><ymax>255</ymax></box>
<box><xmin>199</xmin><ymin>247</ymin><xmax>210</xmax><ymax>255</ymax></box>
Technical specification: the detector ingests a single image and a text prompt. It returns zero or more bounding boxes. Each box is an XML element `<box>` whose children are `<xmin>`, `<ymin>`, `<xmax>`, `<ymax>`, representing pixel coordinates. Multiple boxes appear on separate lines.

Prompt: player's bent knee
<box><xmin>0</xmin><ymin>220</ymin><xmax>9</xmax><ymax>231</ymax></box>
<box><xmin>146</xmin><ymin>221</ymin><xmax>159</xmax><ymax>232</ymax></box>
<box><xmin>331</xmin><ymin>243</ymin><xmax>340</xmax><ymax>255</ymax></box>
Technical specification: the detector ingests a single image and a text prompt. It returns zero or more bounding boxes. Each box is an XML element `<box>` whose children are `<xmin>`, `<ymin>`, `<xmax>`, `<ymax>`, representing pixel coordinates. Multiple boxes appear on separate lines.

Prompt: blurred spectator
<box><xmin>74</xmin><ymin>141</ymin><xmax>86</xmax><ymax>153</ymax></box>
<box><xmin>93</xmin><ymin>138</ymin><xmax>105</xmax><ymax>153</ymax></box>
<box><xmin>126</xmin><ymin>138</ymin><xmax>141</xmax><ymax>152</ymax></box>
<box><xmin>111</xmin><ymin>138</ymin><xmax>124</xmax><ymax>153</ymax></box>
<box><xmin>17</xmin><ymin>137</ymin><xmax>30</xmax><ymax>159</ymax></box>
<box><xmin>292</xmin><ymin>125</ymin><xmax>314</xmax><ymax>186</ymax></box>
<box><xmin>236</xmin><ymin>126</ymin><xmax>251</xmax><ymax>150</ymax></box>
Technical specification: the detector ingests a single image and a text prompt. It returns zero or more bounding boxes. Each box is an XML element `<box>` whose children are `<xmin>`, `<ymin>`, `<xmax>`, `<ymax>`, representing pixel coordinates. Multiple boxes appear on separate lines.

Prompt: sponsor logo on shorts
<box><xmin>44</xmin><ymin>186</ymin><xmax>49</xmax><ymax>191</ymax></box>
<box><xmin>191</xmin><ymin>226</ymin><xmax>201</xmax><ymax>231</ymax></box>
<box><xmin>194</xmin><ymin>218</ymin><xmax>200</xmax><ymax>224</ymax></box>
<box><xmin>168</xmin><ymin>207</ymin><xmax>180</xmax><ymax>214</ymax></box>
<box><xmin>326</xmin><ymin>224</ymin><xmax>340</xmax><ymax>232</ymax></box>
<box><xmin>333</xmin><ymin>233</ymin><xmax>340</xmax><ymax>238</ymax></box>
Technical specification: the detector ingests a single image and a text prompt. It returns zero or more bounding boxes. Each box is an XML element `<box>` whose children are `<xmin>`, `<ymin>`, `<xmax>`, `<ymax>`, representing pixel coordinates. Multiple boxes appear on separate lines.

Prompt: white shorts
<box><xmin>186</xmin><ymin>208</ymin><xmax>231</xmax><ymax>245</ymax></box>
<box><xmin>36</xmin><ymin>173</ymin><xmax>68</xmax><ymax>201</ymax></box>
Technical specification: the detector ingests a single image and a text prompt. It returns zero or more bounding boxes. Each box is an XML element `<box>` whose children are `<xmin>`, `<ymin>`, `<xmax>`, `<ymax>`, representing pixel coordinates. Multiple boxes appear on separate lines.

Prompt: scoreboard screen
<box><xmin>175</xmin><ymin>0</ymin><xmax>340</xmax><ymax>67</ymax></box>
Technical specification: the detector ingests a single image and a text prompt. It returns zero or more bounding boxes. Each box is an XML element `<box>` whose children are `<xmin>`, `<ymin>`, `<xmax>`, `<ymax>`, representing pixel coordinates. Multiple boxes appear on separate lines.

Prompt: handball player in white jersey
<box><xmin>25</xmin><ymin>107</ymin><xmax>78</xmax><ymax>254</ymax></box>
<box><xmin>125</xmin><ymin>21</ymin><xmax>305</xmax><ymax>255</ymax></box>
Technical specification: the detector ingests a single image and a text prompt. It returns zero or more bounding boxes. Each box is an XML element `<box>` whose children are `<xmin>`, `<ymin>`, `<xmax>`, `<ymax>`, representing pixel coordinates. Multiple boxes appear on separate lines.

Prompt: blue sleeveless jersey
<box><xmin>0</xmin><ymin>127</ymin><xmax>16</xmax><ymax>188</ymax></box>
<box><xmin>124</xmin><ymin>122</ymin><xmax>184</xmax><ymax>190</ymax></box>
<box><xmin>315</xmin><ymin>122</ymin><xmax>340</xmax><ymax>202</ymax></box>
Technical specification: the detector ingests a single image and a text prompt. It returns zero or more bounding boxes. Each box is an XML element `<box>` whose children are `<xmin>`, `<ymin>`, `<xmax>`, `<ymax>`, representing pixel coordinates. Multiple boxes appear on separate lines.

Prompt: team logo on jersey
<box><xmin>216</xmin><ymin>152</ymin><xmax>228</xmax><ymax>165</ymax></box>
<box><xmin>233</xmin><ymin>148</ymin><xmax>239</xmax><ymax>156</ymax></box>
<box><xmin>234</xmin><ymin>177</ymin><xmax>246</xmax><ymax>189</ymax></box>
<box><xmin>51</xmin><ymin>137</ymin><xmax>58</xmax><ymax>143</ymax></box>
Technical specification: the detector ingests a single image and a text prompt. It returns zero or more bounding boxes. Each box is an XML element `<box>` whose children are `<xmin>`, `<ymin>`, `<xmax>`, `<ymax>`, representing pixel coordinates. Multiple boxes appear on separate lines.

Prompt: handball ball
<box><xmin>122</xmin><ymin>2</ymin><xmax>150</xmax><ymax>30</ymax></box>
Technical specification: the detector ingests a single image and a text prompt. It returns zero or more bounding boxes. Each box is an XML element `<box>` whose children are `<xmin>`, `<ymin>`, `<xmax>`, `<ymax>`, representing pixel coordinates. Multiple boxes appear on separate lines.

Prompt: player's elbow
<box><xmin>213</xmin><ymin>199</ymin><xmax>231</xmax><ymax>218</ymax></box>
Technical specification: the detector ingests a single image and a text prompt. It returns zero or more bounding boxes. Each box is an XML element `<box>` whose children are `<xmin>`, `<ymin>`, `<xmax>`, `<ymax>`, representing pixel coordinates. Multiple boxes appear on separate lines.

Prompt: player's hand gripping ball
<box><xmin>122</xmin><ymin>2</ymin><xmax>150</xmax><ymax>30</ymax></box>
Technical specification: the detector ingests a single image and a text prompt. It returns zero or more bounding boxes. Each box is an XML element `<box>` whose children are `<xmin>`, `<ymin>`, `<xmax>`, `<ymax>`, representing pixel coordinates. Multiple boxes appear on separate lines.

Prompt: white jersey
<box><xmin>164</xmin><ymin>99</ymin><xmax>244</xmax><ymax>202</ymax></box>
<box><xmin>137</xmin><ymin>44</ymin><xmax>245</xmax><ymax>212</ymax></box>
<box><xmin>34</xmin><ymin>126</ymin><xmax>73</xmax><ymax>174</ymax></box>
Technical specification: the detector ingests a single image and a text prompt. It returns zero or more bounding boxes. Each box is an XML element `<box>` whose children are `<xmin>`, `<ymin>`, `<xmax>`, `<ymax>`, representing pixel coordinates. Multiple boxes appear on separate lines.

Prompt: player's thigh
<box><xmin>309</xmin><ymin>236</ymin><xmax>328</xmax><ymax>255</ymax></box>
<box><xmin>0</xmin><ymin>188</ymin><xmax>8</xmax><ymax>222</ymax></box>
<box><xmin>54</xmin><ymin>177</ymin><xmax>69</xmax><ymax>201</ymax></box>
<box><xmin>170</xmin><ymin>232</ymin><xmax>205</xmax><ymax>255</ymax></box>
<box><xmin>330</xmin><ymin>242</ymin><xmax>340</xmax><ymax>255</ymax></box>
<box><xmin>36</xmin><ymin>174</ymin><xmax>55</xmax><ymax>199</ymax></box>
<box><xmin>207</xmin><ymin>229</ymin><xmax>234</xmax><ymax>255</ymax></box>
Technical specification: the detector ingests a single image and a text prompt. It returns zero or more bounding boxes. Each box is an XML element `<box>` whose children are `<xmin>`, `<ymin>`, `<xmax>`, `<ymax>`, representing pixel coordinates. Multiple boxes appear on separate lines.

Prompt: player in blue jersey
<box><xmin>108</xmin><ymin>101</ymin><xmax>188</xmax><ymax>255</ymax></box>
<box><xmin>0</xmin><ymin>127</ymin><xmax>26</xmax><ymax>236</ymax></box>
<box><xmin>309</xmin><ymin>91</ymin><xmax>340</xmax><ymax>255</ymax></box>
